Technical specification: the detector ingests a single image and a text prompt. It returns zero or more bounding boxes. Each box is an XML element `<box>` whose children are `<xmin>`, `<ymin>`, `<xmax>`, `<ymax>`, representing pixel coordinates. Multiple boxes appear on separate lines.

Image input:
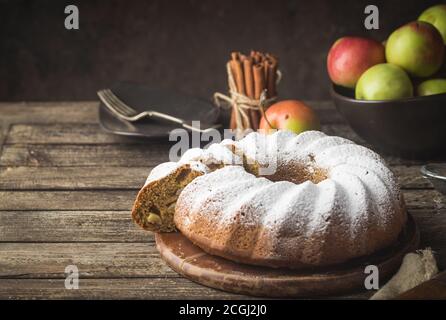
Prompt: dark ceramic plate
<box><xmin>421</xmin><ymin>164</ymin><xmax>446</xmax><ymax>195</ymax></box>
<box><xmin>330</xmin><ymin>85</ymin><xmax>446</xmax><ymax>159</ymax></box>
<box><xmin>99</xmin><ymin>82</ymin><xmax>221</xmax><ymax>139</ymax></box>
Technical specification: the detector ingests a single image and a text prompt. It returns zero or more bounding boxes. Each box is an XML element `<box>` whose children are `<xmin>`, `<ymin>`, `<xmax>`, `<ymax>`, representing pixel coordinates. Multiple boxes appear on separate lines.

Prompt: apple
<box><xmin>355</xmin><ymin>63</ymin><xmax>413</xmax><ymax>100</ymax></box>
<box><xmin>419</xmin><ymin>4</ymin><xmax>446</xmax><ymax>44</ymax></box>
<box><xmin>417</xmin><ymin>78</ymin><xmax>446</xmax><ymax>96</ymax></box>
<box><xmin>259</xmin><ymin>100</ymin><xmax>320</xmax><ymax>134</ymax></box>
<box><xmin>327</xmin><ymin>37</ymin><xmax>385</xmax><ymax>88</ymax></box>
<box><xmin>386</xmin><ymin>21</ymin><xmax>444</xmax><ymax>78</ymax></box>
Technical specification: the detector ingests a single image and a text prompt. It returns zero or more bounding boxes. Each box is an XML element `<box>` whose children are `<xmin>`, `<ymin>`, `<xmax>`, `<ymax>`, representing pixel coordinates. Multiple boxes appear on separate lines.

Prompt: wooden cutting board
<box><xmin>156</xmin><ymin>214</ymin><xmax>419</xmax><ymax>298</ymax></box>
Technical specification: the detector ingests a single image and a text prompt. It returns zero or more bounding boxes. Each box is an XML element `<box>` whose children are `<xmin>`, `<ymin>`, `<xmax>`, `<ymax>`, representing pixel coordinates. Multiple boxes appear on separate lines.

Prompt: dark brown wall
<box><xmin>0</xmin><ymin>0</ymin><xmax>440</xmax><ymax>101</ymax></box>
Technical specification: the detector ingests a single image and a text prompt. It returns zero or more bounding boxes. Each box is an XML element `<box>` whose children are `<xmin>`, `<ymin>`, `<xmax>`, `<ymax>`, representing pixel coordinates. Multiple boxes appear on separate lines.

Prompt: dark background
<box><xmin>0</xmin><ymin>0</ymin><xmax>441</xmax><ymax>101</ymax></box>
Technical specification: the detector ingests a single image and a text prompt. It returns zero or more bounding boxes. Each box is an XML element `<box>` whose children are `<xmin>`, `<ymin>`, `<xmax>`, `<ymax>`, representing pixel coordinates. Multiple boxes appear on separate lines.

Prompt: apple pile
<box><xmin>327</xmin><ymin>4</ymin><xmax>446</xmax><ymax>100</ymax></box>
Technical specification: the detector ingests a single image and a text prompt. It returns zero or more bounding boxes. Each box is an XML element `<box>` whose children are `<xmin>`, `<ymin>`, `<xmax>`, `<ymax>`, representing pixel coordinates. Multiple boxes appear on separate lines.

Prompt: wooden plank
<box><xmin>0</xmin><ymin>102</ymin><xmax>343</xmax><ymax>149</ymax></box>
<box><xmin>0</xmin><ymin>167</ymin><xmax>151</xmax><ymax>190</ymax></box>
<box><xmin>0</xmin><ymin>102</ymin><xmax>99</xmax><ymax>124</ymax></box>
<box><xmin>0</xmin><ymin>122</ymin><xmax>8</xmax><ymax>156</ymax></box>
<box><xmin>0</xmin><ymin>144</ymin><xmax>171</xmax><ymax>167</ymax></box>
<box><xmin>0</xmin><ymin>189</ymin><xmax>442</xmax><ymax>211</ymax></box>
<box><xmin>0</xmin><ymin>190</ymin><xmax>136</xmax><ymax>210</ymax></box>
<box><xmin>0</xmin><ymin>165</ymin><xmax>431</xmax><ymax>190</ymax></box>
<box><xmin>5</xmin><ymin>124</ymin><xmax>142</xmax><ymax>145</ymax></box>
<box><xmin>0</xmin><ymin>242</ymin><xmax>375</xmax><ymax>299</ymax></box>
<box><xmin>0</xmin><ymin>101</ymin><xmax>440</xmax><ymax>168</ymax></box>
<box><xmin>404</xmin><ymin>189</ymin><xmax>446</xmax><ymax>210</ymax></box>
<box><xmin>1</xmin><ymin>210</ymin><xmax>444</xmax><ymax>294</ymax></box>
<box><xmin>1</xmin><ymin>120</ymin><xmax>435</xmax><ymax>169</ymax></box>
<box><xmin>0</xmin><ymin>278</ymin><xmax>257</xmax><ymax>300</ymax></box>
<box><xmin>0</xmin><ymin>214</ymin><xmax>442</xmax><ymax>299</ymax></box>
<box><xmin>4</xmin><ymin>122</ymin><xmax>355</xmax><ymax>145</ymax></box>
<box><xmin>0</xmin><ymin>211</ymin><xmax>150</xmax><ymax>242</ymax></box>
<box><xmin>0</xmin><ymin>101</ymin><xmax>344</xmax><ymax>125</ymax></box>
<box><xmin>1</xmin><ymin>208</ymin><xmax>444</xmax><ymax>249</ymax></box>
<box><xmin>0</xmin><ymin>243</ymin><xmax>175</xmax><ymax>279</ymax></box>
<box><xmin>0</xmin><ymin>278</ymin><xmax>371</xmax><ymax>300</ymax></box>
<box><xmin>392</xmin><ymin>165</ymin><xmax>432</xmax><ymax>189</ymax></box>
<box><xmin>0</xmin><ymin>141</ymin><xmax>435</xmax><ymax>168</ymax></box>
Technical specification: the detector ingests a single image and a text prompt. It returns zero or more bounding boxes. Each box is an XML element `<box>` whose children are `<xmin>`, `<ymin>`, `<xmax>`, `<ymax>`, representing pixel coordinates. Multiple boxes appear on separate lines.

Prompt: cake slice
<box><xmin>132</xmin><ymin>162</ymin><xmax>207</xmax><ymax>232</ymax></box>
<box><xmin>131</xmin><ymin>141</ymin><xmax>247</xmax><ymax>232</ymax></box>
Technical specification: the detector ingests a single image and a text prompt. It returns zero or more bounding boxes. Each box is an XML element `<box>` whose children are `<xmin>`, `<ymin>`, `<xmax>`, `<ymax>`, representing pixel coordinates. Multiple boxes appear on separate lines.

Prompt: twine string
<box><xmin>213</xmin><ymin>62</ymin><xmax>281</xmax><ymax>131</ymax></box>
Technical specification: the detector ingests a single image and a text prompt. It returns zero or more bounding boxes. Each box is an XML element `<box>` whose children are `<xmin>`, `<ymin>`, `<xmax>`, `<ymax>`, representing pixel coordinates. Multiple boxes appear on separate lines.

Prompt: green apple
<box><xmin>386</xmin><ymin>21</ymin><xmax>444</xmax><ymax>77</ymax></box>
<box><xmin>355</xmin><ymin>64</ymin><xmax>413</xmax><ymax>100</ymax></box>
<box><xmin>419</xmin><ymin>4</ymin><xmax>446</xmax><ymax>44</ymax></box>
<box><xmin>417</xmin><ymin>78</ymin><xmax>446</xmax><ymax>96</ymax></box>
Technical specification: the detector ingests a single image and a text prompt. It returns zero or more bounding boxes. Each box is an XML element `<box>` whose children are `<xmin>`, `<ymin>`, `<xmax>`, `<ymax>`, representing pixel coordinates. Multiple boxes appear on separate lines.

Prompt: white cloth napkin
<box><xmin>370</xmin><ymin>248</ymin><xmax>439</xmax><ymax>300</ymax></box>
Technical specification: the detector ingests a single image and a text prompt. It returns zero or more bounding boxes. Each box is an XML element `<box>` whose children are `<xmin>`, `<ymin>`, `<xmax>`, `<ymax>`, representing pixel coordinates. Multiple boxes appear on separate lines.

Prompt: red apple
<box><xmin>259</xmin><ymin>100</ymin><xmax>320</xmax><ymax>134</ymax></box>
<box><xmin>327</xmin><ymin>37</ymin><xmax>386</xmax><ymax>88</ymax></box>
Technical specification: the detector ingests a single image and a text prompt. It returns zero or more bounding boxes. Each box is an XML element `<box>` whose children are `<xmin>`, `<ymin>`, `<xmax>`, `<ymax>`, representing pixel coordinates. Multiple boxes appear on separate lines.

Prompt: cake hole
<box><xmin>261</xmin><ymin>162</ymin><xmax>328</xmax><ymax>185</ymax></box>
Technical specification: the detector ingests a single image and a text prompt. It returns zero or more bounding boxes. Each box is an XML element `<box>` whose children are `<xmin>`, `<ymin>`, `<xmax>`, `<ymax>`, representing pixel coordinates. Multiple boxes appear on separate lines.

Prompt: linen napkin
<box><xmin>370</xmin><ymin>248</ymin><xmax>438</xmax><ymax>300</ymax></box>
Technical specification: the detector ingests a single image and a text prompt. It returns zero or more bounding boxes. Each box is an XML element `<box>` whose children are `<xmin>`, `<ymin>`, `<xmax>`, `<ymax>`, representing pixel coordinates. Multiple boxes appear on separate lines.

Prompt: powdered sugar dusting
<box><xmin>205</xmin><ymin>143</ymin><xmax>243</xmax><ymax>165</ymax></box>
<box><xmin>179</xmin><ymin>148</ymin><xmax>205</xmax><ymax>163</ymax></box>
<box><xmin>302</xmin><ymin>136</ymin><xmax>353</xmax><ymax>155</ymax></box>
<box><xmin>145</xmin><ymin>162</ymin><xmax>180</xmax><ymax>185</ymax></box>
<box><xmin>332</xmin><ymin>164</ymin><xmax>393</xmax><ymax>228</ymax></box>
<box><xmin>328</xmin><ymin>169</ymin><xmax>371</xmax><ymax>238</ymax></box>
<box><xmin>144</xmin><ymin>161</ymin><xmax>208</xmax><ymax>186</ymax></box>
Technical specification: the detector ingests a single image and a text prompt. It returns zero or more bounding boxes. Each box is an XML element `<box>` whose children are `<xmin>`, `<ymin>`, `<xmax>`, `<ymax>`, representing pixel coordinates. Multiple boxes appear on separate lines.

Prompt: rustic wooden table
<box><xmin>0</xmin><ymin>101</ymin><xmax>445</xmax><ymax>299</ymax></box>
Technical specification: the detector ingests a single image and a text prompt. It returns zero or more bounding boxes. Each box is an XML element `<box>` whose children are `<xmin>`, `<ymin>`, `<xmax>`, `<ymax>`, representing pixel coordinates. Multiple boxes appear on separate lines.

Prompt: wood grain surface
<box><xmin>0</xmin><ymin>101</ymin><xmax>444</xmax><ymax>300</ymax></box>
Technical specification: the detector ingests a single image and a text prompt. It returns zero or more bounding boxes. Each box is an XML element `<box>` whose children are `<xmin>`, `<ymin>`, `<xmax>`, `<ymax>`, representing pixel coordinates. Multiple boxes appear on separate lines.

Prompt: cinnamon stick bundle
<box><xmin>228</xmin><ymin>51</ymin><xmax>279</xmax><ymax>131</ymax></box>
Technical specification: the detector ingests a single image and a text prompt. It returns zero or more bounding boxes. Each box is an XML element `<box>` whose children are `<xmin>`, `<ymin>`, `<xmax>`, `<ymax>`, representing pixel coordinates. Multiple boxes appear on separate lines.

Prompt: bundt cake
<box><xmin>132</xmin><ymin>130</ymin><xmax>407</xmax><ymax>269</ymax></box>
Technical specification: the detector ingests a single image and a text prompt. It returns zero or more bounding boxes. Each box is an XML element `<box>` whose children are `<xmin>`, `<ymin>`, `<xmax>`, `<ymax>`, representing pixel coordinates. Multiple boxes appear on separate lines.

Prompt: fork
<box><xmin>97</xmin><ymin>89</ymin><xmax>221</xmax><ymax>133</ymax></box>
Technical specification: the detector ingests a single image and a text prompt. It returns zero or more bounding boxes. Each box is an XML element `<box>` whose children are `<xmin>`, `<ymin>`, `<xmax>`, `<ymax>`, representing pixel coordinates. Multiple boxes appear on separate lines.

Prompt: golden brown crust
<box><xmin>176</xmin><ymin>204</ymin><xmax>407</xmax><ymax>269</ymax></box>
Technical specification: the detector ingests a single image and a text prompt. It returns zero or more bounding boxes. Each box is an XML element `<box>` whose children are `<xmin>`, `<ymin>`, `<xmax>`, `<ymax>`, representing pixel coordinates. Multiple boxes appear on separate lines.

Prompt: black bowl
<box><xmin>331</xmin><ymin>84</ymin><xmax>446</xmax><ymax>159</ymax></box>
